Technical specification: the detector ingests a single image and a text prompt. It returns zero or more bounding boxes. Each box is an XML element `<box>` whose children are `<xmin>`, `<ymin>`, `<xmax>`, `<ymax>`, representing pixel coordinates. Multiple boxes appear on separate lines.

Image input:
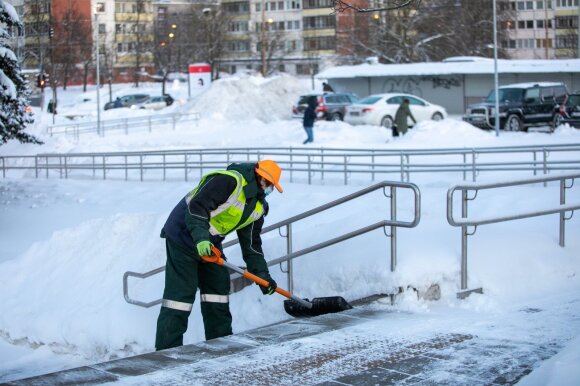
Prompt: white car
<box><xmin>132</xmin><ymin>96</ymin><xmax>169</xmax><ymax>111</ymax></box>
<box><xmin>345</xmin><ymin>93</ymin><xmax>447</xmax><ymax>129</ymax></box>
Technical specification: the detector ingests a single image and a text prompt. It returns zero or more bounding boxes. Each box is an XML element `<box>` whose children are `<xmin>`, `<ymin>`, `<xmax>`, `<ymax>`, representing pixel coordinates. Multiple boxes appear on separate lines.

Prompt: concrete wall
<box><xmin>328</xmin><ymin>73</ymin><xmax>580</xmax><ymax>115</ymax></box>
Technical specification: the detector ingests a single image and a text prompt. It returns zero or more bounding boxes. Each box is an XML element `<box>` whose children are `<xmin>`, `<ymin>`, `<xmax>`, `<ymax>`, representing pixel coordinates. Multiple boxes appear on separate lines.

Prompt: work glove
<box><xmin>196</xmin><ymin>240</ymin><xmax>214</xmax><ymax>257</ymax></box>
<box><xmin>259</xmin><ymin>277</ymin><xmax>277</xmax><ymax>296</ymax></box>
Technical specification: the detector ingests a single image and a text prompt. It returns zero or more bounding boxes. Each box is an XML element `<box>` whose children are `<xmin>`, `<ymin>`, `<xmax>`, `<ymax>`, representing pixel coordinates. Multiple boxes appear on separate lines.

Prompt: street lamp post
<box><xmin>95</xmin><ymin>12</ymin><xmax>101</xmax><ymax>136</ymax></box>
<box><xmin>492</xmin><ymin>0</ymin><xmax>500</xmax><ymax>137</ymax></box>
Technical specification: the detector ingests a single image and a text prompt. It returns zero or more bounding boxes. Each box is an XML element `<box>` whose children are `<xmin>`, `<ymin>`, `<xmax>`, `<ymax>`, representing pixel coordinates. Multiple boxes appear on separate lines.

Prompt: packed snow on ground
<box><xmin>0</xmin><ymin>74</ymin><xmax>579</xmax><ymax>384</ymax></box>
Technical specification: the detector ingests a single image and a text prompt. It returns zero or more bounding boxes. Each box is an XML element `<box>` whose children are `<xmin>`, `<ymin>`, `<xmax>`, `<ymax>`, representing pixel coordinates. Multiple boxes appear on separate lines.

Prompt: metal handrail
<box><xmin>123</xmin><ymin>180</ymin><xmax>421</xmax><ymax>308</ymax></box>
<box><xmin>47</xmin><ymin>112</ymin><xmax>201</xmax><ymax>139</ymax></box>
<box><xmin>447</xmin><ymin>172</ymin><xmax>579</xmax><ymax>299</ymax></box>
<box><xmin>2</xmin><ymin>144</ymin><xmax>580</xmax><ymax>184</ymax></box>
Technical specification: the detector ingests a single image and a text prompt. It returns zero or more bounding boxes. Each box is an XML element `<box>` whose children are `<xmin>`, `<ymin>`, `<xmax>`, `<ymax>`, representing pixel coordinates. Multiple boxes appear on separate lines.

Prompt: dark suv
<box><xmin>292</xmin><ymin>92</ymin><xmax>359</xmax><ymax>121</ymax></box>
<box><xmin>463</xmin><ymin>82</ymin><xmax>568</xmax><ymax>132</ymax></box>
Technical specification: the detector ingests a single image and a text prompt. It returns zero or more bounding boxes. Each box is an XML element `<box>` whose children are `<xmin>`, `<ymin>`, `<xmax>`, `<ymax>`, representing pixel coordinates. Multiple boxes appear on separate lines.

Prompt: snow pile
<box><xmin>187</xmin><ymin>74</ymin><xmax>309</xmax><ymax>122</ymax></box>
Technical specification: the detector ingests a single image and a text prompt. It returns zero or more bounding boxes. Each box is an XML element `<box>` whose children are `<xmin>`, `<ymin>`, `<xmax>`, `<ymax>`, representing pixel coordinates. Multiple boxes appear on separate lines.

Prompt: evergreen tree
<box><xmin>0</xmin><ymin>0</ymin><xmax>41</xmax><ymax>145</ymax></box>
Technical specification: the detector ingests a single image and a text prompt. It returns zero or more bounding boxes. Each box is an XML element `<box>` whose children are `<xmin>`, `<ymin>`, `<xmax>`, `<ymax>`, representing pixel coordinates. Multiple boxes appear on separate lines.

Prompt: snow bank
<box><xmin>187</xmin><ymin>74</ymin><xmax>309</xmax><ymax>122</ymax></box>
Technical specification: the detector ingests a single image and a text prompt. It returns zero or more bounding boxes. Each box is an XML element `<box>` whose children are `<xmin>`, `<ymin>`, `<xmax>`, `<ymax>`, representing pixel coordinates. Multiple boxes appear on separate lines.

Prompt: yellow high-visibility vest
<box><xmin>186</xmin><ymin>170</ymin><xmax>264</xmax><ymax>236</ymax></box>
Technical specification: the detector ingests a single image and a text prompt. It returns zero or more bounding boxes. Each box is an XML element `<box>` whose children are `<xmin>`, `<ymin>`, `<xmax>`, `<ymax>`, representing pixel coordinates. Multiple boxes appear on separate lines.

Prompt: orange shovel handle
<box><xmin>200</xmin><ymin>246</ymin><xmax>295</xmax><ymax>301</ymax></box>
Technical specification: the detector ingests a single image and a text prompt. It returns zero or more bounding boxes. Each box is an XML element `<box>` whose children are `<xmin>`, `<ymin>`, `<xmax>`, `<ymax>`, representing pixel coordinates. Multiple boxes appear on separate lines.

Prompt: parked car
<box><xmin>345</xmin><ymin>93</ymin><xmax>447</xmax><ymax>129</ymax></box>
<box><xmin>292</xmin><ymin>92</ymin><xmax>359</xmax><ymax>121</ymax></box>
<box><xmin>104</xmin><ymin>94</ymin><xmax>150</xmax><ymax>110</ymax></box>
<box><xmin>553</xmin><ymin>93</ymin><xmax>580</xmax><ymax>128</ymax></box>
<box><xmin>132</xmin><ymin>94</ymin><xmax>174</xmax><ymax>111</ymax></box>
<box><xmin>463</xmin><ymin>82</ymin><xmax>568</xmax><ymax>132</ymax></box>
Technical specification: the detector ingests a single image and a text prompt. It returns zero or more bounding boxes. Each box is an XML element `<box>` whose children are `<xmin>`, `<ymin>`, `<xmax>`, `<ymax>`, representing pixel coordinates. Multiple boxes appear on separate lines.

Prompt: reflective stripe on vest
<box><xmin>162</xmin><ymin>299</ymin><xmax>193</xmax><ymax>312</ymax></box>
<box><xmin>200</xmin><ymin>294</ymin><xmax>229</xmax><ymax>303</ymax></box>
<box><xmin>186</xmin><ymin>170</ymin><xmax>264</xmax><ymax>237</ymax></box>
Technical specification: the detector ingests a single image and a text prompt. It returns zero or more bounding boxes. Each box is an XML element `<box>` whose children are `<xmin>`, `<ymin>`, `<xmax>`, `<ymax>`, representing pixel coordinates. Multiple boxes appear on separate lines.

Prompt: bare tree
<box><xmin>53</xmin><ymin>7</ymin><xmax>91</xmax><ymax>90</ymax></box>
<box><xmin>338</xmin><ymin>0</ymin><xmax>512</xmax><ymax>64</ymax></box>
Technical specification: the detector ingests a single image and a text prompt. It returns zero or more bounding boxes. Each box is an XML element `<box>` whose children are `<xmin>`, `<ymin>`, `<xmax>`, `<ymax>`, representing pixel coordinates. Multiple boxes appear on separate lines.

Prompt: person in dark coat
<box><xmin>155</xmin><ymin>160</ymin><xmax>283</xmax><ymax>350</ymax></box>
<box><xmin>322</xmin><ymin>82</ymin><xmax>334</xmax><ymax>92</ymax></box>
<box><xmin>113</xmin><ymin>97</ymin><xmax>123</xmax><ymax>108</ymax></box>
<box><xmin>302</xmin><ymin>96</ymin><xmax>318</xmax><ymax>144</ymax></box>
<box><xmin>394</xmin><ymin>98</ymin><xmax>416</xmax><ymax>136</ymax></box>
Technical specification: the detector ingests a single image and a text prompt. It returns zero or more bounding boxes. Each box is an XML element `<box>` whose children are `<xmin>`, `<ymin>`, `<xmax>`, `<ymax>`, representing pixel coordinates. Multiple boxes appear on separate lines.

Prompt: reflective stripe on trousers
<box><xmin>200</xmin><ymin>294</ymin><xmax>229</xmax><ymax>303</ymax></box>
<box><xmin>162</xmin><ymin>299</ymin><xmax>193</xmax><ymax>312</ymax></box>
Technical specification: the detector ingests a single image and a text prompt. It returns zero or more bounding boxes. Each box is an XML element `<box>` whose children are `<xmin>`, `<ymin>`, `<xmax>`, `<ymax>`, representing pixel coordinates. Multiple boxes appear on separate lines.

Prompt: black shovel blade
<box><xmin>284</xmin><ymin>296</ymin><xmax>353</xmax><ymax>317</ymax></box>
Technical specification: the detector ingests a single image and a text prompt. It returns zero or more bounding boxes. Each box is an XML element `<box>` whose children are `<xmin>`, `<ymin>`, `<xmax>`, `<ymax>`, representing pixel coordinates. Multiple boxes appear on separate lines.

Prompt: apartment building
<box><xmin>554</xmin><ymin>0</ymin><xmax>580</xmax><ymax>58</ymax></box>
<box><xmin>503</xmin><ymin>0</ymin><xmax>556</xmax><ymax>59</ymax></box>
<box><xmin>503</xmin><ymin>0</ymin><xmax>579</xmax><ymax>59</ymax></box>
<box><xmin>94</xmin><ymin>0</ymin><xmax>155</xmax><ymax>82</ymax></box>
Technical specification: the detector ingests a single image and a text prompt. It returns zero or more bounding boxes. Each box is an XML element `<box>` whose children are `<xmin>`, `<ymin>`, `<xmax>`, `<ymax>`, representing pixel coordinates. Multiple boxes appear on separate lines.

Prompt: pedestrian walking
<box><xmin>155</xmin><ymin>160</ymin><xmax>283</xmax><ymax>350</ymax></box>
<box><xmin>394</xmin><ymin>98</ymin><xmax>416</xmax><ymax>137</ymax></box>
<box><xmin>303</xmin><ymin>96</ymin><xmax>318</xmax><ymax>144</ymax></box>
<box><xmin>322</xmin><ymin>82</ymin><xmax>334</xmax><ymax>92</ymax></box>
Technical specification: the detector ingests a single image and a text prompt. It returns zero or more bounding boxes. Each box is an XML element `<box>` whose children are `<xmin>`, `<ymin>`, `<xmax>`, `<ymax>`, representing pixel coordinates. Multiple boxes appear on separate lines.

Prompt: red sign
<box><xmin>189</xmin><ymin>64</ymin><xmax>211</xmax><ymax>73</ymax></box>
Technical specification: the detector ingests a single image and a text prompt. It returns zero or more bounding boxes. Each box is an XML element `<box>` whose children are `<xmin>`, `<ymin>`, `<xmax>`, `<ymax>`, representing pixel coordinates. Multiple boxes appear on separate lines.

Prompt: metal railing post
<box><xmin>308</xmin><ymin>155</ymin><xmax>312</xmax><ymax>185</ymax></box>
<box><xmin>140</xmin><ymin>155</ymin><xmax>144</xmax><ymax>182</ymax></box>
<box><xmin>461</xmin><ymin>189</ymin><xmax>468</xmax><ymax>291</ymax></box>
<box><xmin>543</xmin><ymin>148</ymin><xmax>548</xmax><ymax>187</ymax></box>
<box><xmin>184</xmin><ymin>154</ymin><xmax>188</xmax><ymax>182</ymax></box>
<box><xmin>390</xmin><ymin>186</ymin><xmax>397</xmax><ymax>272</ymax></box>
<box><xmin>290</xmin><ymin>147</ymin><xmax>293</xmax><ymax>183</ymax></box>
<box><xmin>533</xmin><ymin>151</ymin><xmax>537</xmax><ymax>176</ymax></box>
<box><xmin>320</xmin><ymin>147</ymin><xmax>325</xmax><ymax>181</ymax></box>
<box><xmin>560</xmin><ymin>178</ymin><xmax>565</xmax><ymax>247</ymax></box>
<box><xmin>35</xmin><ymin>156</ymin><xmax>39</xmax><ymax>178</ymax></box>
<box><xmin>471</xmin><ymin>149</ymin><xmax>477</xmax><ymax>182</ymax></box>
<box><xmin>462</xmin><ymin>152</ymin><xmax>467</xmax><ymax>181</ymax></box>
<box><xmin>125</xmin><ymin>155</ymin><xmax>128</xmax><ymax>181</ymax></box>
<box><xmin>64</xmin><ymin>156</ymin><xmax>68</xmax><ymax>179</ymax></box>
<box><xmin>400</xmin><ymin>153</ymin><xmax>404</xmax><ymax>181</ymax></box>
<box><xmin>287</xmin><ymin>223</ymin><xmax>293</xmax><ymax>293</ymax></box>
<box><xmin>371</xmin><ymin>151</ymin><xmax>376</xmax><ymax>181</ymax></box>
<box><xmin>102</xmin><ymin>156</ymin><xmax>106</xmax><ymax>180</ymax></box>
<box><xmin>344</xmin><ymin>155</ymin><xmax>347</xmax><ymax>185</ymax></box>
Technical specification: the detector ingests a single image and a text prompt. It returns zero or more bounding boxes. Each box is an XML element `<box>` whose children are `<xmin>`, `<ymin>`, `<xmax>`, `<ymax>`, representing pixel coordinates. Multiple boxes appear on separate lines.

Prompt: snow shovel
<box><xmin>201</xmin><ymin>246</ymin><xmax>352</xmax><ymax>318</ymax></box>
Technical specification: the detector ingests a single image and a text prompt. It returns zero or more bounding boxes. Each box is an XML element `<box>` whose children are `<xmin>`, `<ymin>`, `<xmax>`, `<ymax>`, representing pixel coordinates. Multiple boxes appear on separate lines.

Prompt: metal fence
<box><xmin>447</xmin><ymin>172</ymin><xmax>580</xmax><ymax>299</ymax></box>
<box><xmin>123</xmin><ymin>181</ymin><xmax>421</xmax><ymax>308</ymax></box>
<box><xmin>46</xmin><ymin>112</ymin><xmax>201</xmax><ymax>140</ymax></box>
<box><xmin>2</xmin><ymin>143</ymin><xmax>580</xmax><ymax>184</ymax></box>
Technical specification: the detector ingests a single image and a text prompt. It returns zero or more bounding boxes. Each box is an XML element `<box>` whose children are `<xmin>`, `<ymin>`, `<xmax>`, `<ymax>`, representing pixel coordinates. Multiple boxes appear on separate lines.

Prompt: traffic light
<box><xmin>37</xmin><ymin>74</ymin><xmax>45</xmax><ymax>89</ymax></box>
<box><xmin>37</xmin><ymin>73</ymin><xmax>48</xmax><ymax>90</ymax></box>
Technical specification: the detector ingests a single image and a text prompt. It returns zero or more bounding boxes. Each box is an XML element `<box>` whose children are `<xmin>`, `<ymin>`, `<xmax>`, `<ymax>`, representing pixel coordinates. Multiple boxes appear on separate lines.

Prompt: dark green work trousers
<box><xmin>155</xmin><ymin>239</ymin><xmax>232</xmax><ymax>350</ymax></box>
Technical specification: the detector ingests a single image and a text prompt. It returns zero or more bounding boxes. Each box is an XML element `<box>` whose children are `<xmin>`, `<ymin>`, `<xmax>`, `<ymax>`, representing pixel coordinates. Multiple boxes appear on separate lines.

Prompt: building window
<box><xmin>303</xmin><ymin>15</ymin><xmax>336</xmax><ymax>29</ymax></box>
<box><xmin>304</xmin><ymin>36</ymin><xmax>335</xmax><ymax>50</ymax></box>
<box><xmin>98</xmin><ymin>23</ymin><xmax>106</xmax><ymax>34</ymax></box>
<box><xmin>96</xmin><ymin>2</ymin><xmax>105</xmax><ymax>12</ymax></box>
<box><xmin>303</xmin><ymin>0</ymin><xmax>334</xmax><ymax>9</ymax></box>
<box><xmin>526</xmin><ymin>1</ymin><xmax>534</xmax><ymax>8</ymax></box>
<box><xmin>287</xmin><ymin>0</ymin><xmax>301</xmax><ymax>9</ymax></box>
<box><xmin>526</xmin><ymin>20</ymin><xmax>534</xmax><ymax>28</ymax></box>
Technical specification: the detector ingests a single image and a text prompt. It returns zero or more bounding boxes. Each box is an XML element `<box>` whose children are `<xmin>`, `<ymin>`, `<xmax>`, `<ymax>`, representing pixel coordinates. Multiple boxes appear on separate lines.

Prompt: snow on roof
<box><xmin>499</xmin><ymin>82</ymin><xmax>564</xmax><ymax>89</ymax></box>
<box><xmin>317</xmin><ymin>57</ymin><xmax>580</xmax><ymax>79</ymax></box>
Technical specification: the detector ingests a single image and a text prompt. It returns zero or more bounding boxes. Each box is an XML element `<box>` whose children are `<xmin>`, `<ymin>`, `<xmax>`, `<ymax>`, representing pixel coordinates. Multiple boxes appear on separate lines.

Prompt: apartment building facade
<box><xmin>503</xmin><ymin>0</ymin><xmax>579</xmax><ymax>59</ymax></box>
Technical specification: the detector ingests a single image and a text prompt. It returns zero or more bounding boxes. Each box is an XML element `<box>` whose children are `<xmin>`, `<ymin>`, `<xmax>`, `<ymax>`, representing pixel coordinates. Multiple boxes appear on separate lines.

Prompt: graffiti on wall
<box><xmin>382</xmin><ymin>77</ymin><xmax>423</xmax><ymax>97</ymax></box>
<box><xmin>431</xmin><ymin>76</ymin><xmax>461</xmax><ymax>89</ymax></box>
<box><xmin>381</xmin><ymin>76</ymin><xmax>462</xmax><ymax>95</ymax></box>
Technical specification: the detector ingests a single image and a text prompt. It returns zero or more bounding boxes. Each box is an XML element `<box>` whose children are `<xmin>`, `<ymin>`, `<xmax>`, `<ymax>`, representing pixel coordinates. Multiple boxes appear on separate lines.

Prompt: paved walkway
<box><xmin>4</xmin><ymin>294</ymin><xmax>578</xmax><ymax>386</ymax></box>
